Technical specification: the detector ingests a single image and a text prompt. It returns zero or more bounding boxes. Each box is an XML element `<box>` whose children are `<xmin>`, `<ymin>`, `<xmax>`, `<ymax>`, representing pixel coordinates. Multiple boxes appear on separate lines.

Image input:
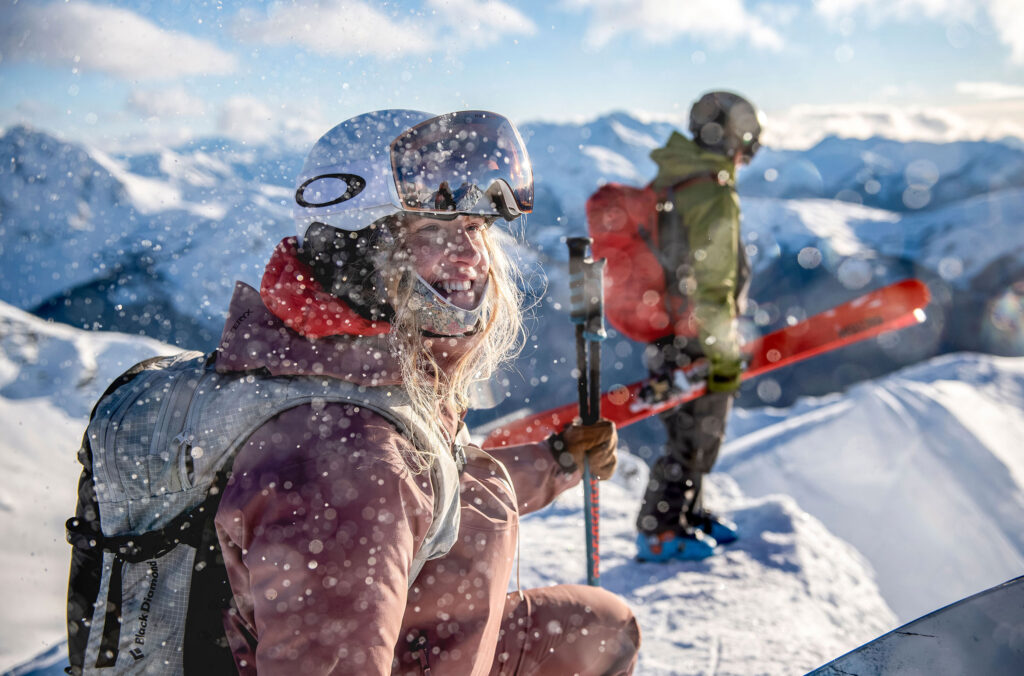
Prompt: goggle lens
<box><xmin>390</xmin><ymin>110</ymin><xmax>533</xmax><ymax>220</ymax></box>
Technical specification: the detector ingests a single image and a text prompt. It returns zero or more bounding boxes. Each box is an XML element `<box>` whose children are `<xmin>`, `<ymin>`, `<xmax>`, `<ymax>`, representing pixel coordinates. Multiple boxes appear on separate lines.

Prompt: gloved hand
<box><xmin>707</xmin><ymin>353</ymin><xmax>743</xmax><ymax>393</ymax></box>
<box><xmin>547</xmin><ymin>419</ymin><xmax>618</xmax><ymax>480</ymax></box>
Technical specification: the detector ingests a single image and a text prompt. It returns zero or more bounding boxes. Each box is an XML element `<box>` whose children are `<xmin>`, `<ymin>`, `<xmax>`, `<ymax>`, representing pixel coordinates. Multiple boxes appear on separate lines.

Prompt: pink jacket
<box><xmin>213</xmin><ymin>282</ymin><xmax>580</xmax><ymax>675</ymax></box>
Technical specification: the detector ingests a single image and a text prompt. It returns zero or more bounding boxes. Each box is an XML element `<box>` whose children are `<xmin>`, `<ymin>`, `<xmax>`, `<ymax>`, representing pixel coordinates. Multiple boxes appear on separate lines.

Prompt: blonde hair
<box><xmin>381</xmin><ymin>217</ymin><xmax>526</xmax><ymax>471</ymax></box>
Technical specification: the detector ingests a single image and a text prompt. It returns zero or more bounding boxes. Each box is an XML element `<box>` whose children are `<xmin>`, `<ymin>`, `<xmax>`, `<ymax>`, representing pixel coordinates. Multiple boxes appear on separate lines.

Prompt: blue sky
<box><xmin>1</xmin><ymin>0</ymin><xmax>1023</xmax><ymax>150</ymax></box>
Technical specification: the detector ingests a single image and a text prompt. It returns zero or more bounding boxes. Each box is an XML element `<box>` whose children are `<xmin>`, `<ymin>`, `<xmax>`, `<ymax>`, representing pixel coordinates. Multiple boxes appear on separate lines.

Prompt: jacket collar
<box><xmin>650</xmin><ymin>131</ymin><xmax>736</xmax><ymax>189</ymax></box>
<box><xmin>215</xmin><ymin>280</ymin><xmax>403</xmax><ymax>385</ymax></box>
<box><xmin>260</xmin><ymin>236</ymin><xmax>390</xmax><ymax>339</ymax></box>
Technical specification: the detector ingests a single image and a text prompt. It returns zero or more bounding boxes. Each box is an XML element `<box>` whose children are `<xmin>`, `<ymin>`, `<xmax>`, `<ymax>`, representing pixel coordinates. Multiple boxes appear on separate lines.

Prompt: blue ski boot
<box><xmin>692</xmin><ymin>510</ymin><xmax>739</xmax><ymax>545</ymax></box>
<box><xmin>636</xmin><ymin>529</ymin><xmax>717</xmax><ymax>562</ymax></box>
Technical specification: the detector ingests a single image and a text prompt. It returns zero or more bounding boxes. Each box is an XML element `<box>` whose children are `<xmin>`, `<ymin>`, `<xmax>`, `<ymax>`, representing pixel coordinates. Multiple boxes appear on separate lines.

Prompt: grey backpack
<box><xmin>65</xmin><ymin>351</ymin><xmax>462</xmax><ymax>674</ymax></box>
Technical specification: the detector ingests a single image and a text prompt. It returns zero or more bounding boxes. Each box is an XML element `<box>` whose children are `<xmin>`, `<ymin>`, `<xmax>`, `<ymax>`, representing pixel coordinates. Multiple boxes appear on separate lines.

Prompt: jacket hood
<box><xmin>650</xmin><ymin>131</ymin><xmax>736</xmax><ymax>189</ymax></box>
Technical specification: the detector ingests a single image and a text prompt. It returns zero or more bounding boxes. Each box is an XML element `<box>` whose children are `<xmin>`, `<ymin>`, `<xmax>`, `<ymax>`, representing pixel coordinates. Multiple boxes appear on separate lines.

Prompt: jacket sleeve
<box><xmin>215</xmin><ymin>404</ymin><xmax>435</xmax><ymax>675</ymax></box>
<box><xmin>485</xmin><ymin>440</ymin><xmax>581</xmax><ymax>516</ymax></box>
<box><xmin>677</xmin><ymin>180</ymin><xmax>743</xmax><ymax>370</ymax></box>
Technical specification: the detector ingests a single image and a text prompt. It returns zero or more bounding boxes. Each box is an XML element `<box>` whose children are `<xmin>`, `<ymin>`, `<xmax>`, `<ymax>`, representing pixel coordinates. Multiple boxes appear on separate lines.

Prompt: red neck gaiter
<box><xmin>259</xmin><ymin>237</ymin><xmax>391</xmax><ymax>339</ymax></box>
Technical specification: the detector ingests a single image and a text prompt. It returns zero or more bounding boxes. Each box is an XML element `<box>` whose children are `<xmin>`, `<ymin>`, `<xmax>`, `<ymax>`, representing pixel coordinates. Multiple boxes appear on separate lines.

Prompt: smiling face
<box><xmin>400</xmin><ymin>214</ymin><xmax>491</xmax><ymax>310</ymax></box>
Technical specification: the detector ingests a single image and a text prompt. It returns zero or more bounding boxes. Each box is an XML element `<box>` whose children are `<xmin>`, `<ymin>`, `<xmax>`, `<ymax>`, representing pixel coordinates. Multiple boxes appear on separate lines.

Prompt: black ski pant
<box><xmin>636</xmin><ymin>389</ymin><xmax>733</xmax><ymax>534</ymax></box>
<box><xmin>635</xmin><ymin>336</ymin><xmax>734</xmax><ymax>535</ymax></box>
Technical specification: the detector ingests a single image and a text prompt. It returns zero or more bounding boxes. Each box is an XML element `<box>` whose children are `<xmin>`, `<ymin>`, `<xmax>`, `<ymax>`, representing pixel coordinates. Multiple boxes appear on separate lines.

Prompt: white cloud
<box><xmin>763</xmin><ymin>101</ymin><xmax>1024</xmax><ymax>149</ymax></box>
<box><xmin>563</xmin><ymin>0</ymin><xmax>785</xmax><ymax>51</ymax></box>
<box><xmin>217</xmin><ymin>97</ymin><xmax>278</xmax><ymax>144</ymax></box>
<box><xmin>127</xmin><ymin>87</ymin><xmax>208</xmax><ymax>118</ymax></box>
<box><xmin>956</xmin><ymin>81</ymin><xmax>1024</xmax><ymax>101</ymax></box>
<box><xmin>234</xmin><ymin>1</ymin><xmax>433</xmax><ymax>58</ymax></box>
<box><xmin>987</xmin><ymin>0</ymin><xmax>1024</xmax><ymax>64</ymax></box>
<box><xmin>814</xmin><ymin>0</ymin><xmax>1024</xmax><ymax>65</ymax></box>
<box><xmin>425</xmin><ymin>0</ymin><xmax>536</xmax><ymax>48</ymax></box>
<box><xmin>0</xmin><ymin>0</ymin><xmax>237</xmax><ymax>79</ymax></box>
<box><xmin>213</xmin><ymin>96</ymin><xmax>327</xmax><ymax>148</ymax></box>
<box><xmin>234</xmin><ymin>0</ymin><xmax>534</xmax><ymax>58</ymax></box>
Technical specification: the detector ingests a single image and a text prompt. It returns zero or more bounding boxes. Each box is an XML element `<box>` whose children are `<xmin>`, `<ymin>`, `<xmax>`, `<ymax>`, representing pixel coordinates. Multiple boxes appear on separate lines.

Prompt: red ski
<box><xmin>482</xmin><ymin>278</ymin><xmax>930</xmax><ymax>448</ymax></box>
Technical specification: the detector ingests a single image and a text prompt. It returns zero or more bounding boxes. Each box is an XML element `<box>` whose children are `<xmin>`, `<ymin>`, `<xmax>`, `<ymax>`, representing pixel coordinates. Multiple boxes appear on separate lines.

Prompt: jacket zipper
<box><xmin>408</xmin><ymin>633</ymin><xmax>431</xmax><ymax>674</ymax></box>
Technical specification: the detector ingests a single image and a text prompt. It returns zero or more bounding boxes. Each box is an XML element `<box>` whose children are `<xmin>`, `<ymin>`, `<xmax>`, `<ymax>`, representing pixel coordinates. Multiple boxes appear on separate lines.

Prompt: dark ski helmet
<box><xmin>293</xmin><ymin>109</ymin><xmax>534</xmax><ymax>330</ymax></box>
<box><xmin>688</xmin><ymin>91</ymin><xmax>762</xmax><ymax>163</ymax></box>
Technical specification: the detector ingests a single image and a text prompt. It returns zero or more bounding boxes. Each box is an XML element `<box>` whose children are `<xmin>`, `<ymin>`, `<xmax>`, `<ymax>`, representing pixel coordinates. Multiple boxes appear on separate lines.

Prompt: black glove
<box><xmin>707</xmin><ymin>353</ymin><xmax>743</xmax><ymax>393</ymax></box>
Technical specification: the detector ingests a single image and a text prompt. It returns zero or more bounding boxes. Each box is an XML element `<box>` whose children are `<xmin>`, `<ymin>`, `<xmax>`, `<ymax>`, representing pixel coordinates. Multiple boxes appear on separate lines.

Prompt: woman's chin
<box><xmin>444</xmin><ymin>290</ymin><xmax>479</xmax><ymax>310</ymax></box>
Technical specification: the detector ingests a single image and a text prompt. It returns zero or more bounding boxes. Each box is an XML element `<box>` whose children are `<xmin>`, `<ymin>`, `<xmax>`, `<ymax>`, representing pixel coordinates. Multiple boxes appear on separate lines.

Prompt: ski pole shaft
<box><xmin>581</xmin><ymin>330</ymin><xmax>600</xmax><ymax>586</ymax></box>
<box><xmin>566</xmin><ymin>238</ymin><xmax>601</xmax><ymax>585</ymax></box>
<box><xmin>581</xmin><ymin>257</ymin><xmax>606</xmax><ymax>587</ymax></box>
<box><xmin>583</xmin><ymin>257</ymin><xmax>607</xmax><ymax>424</ymax></box>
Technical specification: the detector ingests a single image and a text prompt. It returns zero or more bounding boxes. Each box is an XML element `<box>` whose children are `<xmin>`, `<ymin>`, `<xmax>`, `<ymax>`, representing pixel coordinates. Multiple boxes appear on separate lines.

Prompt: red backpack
<box><xmin>586</xmin><ymin>181</ymin><xmax>705</xmax><ymax>343</ymax></box>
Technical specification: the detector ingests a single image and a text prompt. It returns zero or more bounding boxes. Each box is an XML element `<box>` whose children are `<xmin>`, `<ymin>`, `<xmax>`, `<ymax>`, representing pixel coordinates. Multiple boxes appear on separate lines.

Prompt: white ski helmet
<box><xmin>688</xmin><ymin>91</ymin><xmax>763</xmax><ymax>163</ymax></box>
<box><xmin>293</xmin><ymin>109</ymin><xmax>534</xmax><ymax>235</ymax></box>
<box><xmin>294</xmin><ymin>109</ymin><xmax>534</xmax><ymax>335</ymax></box>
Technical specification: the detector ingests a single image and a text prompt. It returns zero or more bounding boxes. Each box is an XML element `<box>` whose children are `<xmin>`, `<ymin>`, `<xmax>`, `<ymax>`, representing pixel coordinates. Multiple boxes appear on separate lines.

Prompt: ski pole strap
<box><xmin>567</xmin><ymin>237</ymin><xmax>591</xmax><ymax>325</ymax></box>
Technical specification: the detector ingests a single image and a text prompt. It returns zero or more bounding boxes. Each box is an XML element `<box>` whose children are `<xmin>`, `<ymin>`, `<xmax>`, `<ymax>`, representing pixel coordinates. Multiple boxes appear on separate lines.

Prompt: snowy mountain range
<box><xmin>1</xmin><ymin>113</ymin><xmax>1023</xmax><ymax>673</ymax></box>
<box><xmin>3</xmin><ymin>115</ymin><xmax>1023</xmax><ymax>371</ymax></box>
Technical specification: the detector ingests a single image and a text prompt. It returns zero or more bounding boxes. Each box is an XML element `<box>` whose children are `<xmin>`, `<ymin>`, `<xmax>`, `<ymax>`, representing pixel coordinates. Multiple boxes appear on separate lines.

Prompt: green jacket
<box><xmin>650</xmin><ymin>131</ymin><xmax>743</xmax><ymax>383</ymax></box>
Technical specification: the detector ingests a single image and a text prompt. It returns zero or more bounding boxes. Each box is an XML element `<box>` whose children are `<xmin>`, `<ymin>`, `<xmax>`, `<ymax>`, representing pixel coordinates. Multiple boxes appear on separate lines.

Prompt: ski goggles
<box><xmin>390</xmin><ymin>110</ymin><xmax>533</xmax><ymax>221</ymax></box>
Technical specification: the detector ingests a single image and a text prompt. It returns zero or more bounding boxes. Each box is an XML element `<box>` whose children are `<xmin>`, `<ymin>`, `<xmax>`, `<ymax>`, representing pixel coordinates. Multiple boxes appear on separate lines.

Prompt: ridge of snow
<box><xmin>723</xmin><ymin>352</ymin><xmax>1024</xmax><ymax>621</ymax></box>
<box><xmin>0</xmin><ymin>302</ymin><xmax>176</xmax><ymax>669</ymax></box>
<box><xmin>88</xmin><ymin>149</ymin><xmax>185</xmax><ymax>214</ymax></box>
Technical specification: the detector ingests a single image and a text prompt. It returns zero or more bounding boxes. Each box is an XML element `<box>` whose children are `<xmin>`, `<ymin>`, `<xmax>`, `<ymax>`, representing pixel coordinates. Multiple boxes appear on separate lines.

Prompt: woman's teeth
<box><xmin>439</xmin><ymin>280</ymin><xmax>472</xmax><ymax>293</ymax></box>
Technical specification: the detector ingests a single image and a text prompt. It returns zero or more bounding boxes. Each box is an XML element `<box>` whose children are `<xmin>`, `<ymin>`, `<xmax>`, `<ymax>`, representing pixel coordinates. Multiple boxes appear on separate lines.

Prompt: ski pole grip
<box><xmin>582</xmin><ymin>258</ymin><xmax>607</xmax><ymax>343</ymax></box>
<box><xmin>567</xmin><ymin>237</ymin><xmax>592</xmax><ymax>325</ymax></box>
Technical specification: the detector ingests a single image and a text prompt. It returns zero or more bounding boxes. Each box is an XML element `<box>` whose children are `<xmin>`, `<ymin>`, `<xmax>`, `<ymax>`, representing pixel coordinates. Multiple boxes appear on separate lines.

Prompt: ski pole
<box><xmin>566</xmin><ymin>237</ymin><xmax>606</xmax><ymax>587</ymax></box>
<box><xmin>583</xmin><ymin>257</ymin><xmax>607</xmax><ymax>422</ymax></box>
<box><xmin>567</xmin><ymin>238</ymin><xmax>591</xmax><ymax>422</ymax></box>
<box><xmin>582</xmin><ymin>255</ymin><xmax>606</xmax><ymax>587</ymax></box>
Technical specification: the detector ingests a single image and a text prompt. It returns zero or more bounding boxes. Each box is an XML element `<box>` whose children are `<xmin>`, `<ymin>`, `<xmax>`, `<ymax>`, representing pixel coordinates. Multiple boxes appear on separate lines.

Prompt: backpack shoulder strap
<box><xmin>74</xmin><ymin>364</ymin><xmax>461</xmax><ymax>582</ymax></box>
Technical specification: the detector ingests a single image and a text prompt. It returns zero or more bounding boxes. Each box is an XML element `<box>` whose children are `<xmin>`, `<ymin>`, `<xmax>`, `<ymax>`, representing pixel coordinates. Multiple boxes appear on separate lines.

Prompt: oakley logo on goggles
<box><xmin>390</xmin><ymin>110</ymin><xmax>533</xmax><ymax>221</ymax></box>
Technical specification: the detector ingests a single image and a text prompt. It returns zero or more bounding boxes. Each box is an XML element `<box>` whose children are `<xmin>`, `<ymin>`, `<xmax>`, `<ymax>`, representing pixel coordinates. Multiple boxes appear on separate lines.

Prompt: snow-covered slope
<box><xmin>0</xmin><ymin>126</ymin><xmax>299</xmax><ymax>346</ymax></box>
<box><xmin>522</xmin><ymin>464</ymin><xmax>896</xmax><ymax>675</ymax></box>
<box><xmin>0</xmin><ymin>301</ymin><xmax>176</xmax><ymax>670</ymax></box>
<box><xmin>722</xmin><ymin>352</ymin><xmax>1024</xmax><ymax>622</ymax></box>
<box><xmin>3</xmin><ymin>300</ymin><xmax>1023</xmax><ymax>674</ymax></box>
<box><xmin>0</xmin><ymin>126</ymin><xmax>134</xmax><ymax>310</ymax></box>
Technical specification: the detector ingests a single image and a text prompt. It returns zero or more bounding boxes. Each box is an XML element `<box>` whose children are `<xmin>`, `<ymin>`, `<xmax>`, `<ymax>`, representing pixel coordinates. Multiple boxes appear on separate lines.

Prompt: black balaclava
<box><xmin>298</xmin><ymin>221</ymin><xmax>395</xmax><ymax>324</ymax></box>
